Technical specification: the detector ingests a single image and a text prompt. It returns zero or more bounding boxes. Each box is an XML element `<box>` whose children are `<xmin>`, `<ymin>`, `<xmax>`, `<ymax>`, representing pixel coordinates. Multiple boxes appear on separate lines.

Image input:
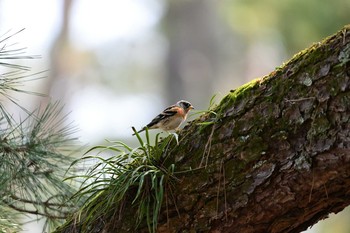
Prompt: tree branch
<box><xmin>142</xmin><ymin>24</ymin><xmax>350</xmax><ymax>233</ymax></box>
<box><xmin>57</xmin><ymin>25</ymin><xmax>350</xmax><ymax>233</ymax></box>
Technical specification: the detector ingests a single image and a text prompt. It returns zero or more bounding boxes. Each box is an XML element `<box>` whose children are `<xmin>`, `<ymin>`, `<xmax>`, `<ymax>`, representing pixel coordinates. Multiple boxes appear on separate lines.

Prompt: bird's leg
<box><xmin>170</xmin><ymin>132</ymin><xmax>179</xmax><ymax>145</ymax></box>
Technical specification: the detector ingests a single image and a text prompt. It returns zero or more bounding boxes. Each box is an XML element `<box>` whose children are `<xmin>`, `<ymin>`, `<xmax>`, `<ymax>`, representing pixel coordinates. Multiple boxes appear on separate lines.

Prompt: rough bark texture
<box><xmin>150</xmin><ymin>25</ymin><xmax>350</xmax><ymax>233</ymax></box>
<box><xmin>156</xmin><ymin>25</ymin><xmax>350</xmax><ymax>233</ymax></box>
<box><xmin>60</xmin><ymin>25</ymin><xmax>350</xmax><ymax>233</ymax></box>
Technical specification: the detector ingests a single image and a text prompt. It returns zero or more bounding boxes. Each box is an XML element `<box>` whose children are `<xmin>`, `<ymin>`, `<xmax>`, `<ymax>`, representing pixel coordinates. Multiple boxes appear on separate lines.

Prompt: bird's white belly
<box><xmin>161</xmin><ymin>117</ymin><xmax>183</xmax><ymax>131</ymax></box>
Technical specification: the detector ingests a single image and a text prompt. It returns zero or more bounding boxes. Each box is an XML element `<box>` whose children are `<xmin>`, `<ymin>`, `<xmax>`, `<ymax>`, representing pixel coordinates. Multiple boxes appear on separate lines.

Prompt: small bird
<box><xmin>133</xmin><ymin>100</ymin><xmax>194</xmax><ymax>135</ymax></box>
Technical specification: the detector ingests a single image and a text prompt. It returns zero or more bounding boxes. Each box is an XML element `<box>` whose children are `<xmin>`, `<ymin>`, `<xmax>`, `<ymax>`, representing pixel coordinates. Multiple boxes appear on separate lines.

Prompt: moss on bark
<box><xmin>56</xmin><ymin>25</ymin><xmax>350</xmax><ymax>233</ymax></box>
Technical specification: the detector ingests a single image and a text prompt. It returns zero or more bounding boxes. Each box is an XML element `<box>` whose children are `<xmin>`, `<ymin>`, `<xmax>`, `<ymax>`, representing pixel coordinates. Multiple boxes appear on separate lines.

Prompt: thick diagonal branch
<box><xmin>59</xmin><ymin>25</ymin><xmax>350</xmax><ymax>233</ymax></box>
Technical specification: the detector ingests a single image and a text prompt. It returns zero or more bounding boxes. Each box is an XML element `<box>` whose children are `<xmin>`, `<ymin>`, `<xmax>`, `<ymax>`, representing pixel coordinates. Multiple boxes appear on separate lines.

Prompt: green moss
<box><xmin>216</xmin><ymin>78</ymin><xmax>262</xmax><ymax>116</ymax></box>
<box><xmin>242</xmin><ymin>136</ymin><xmax>267</xmax><ymax>162</ymax></box>
<box><xmin>196</xmin><ymin>112</ymin><xmax>219</xmax><ymax>133</ymax></box>
<box><xmin>230</xmin><ymin>78</ymin><xmax>261</xmax><ymax>98</ymax></box>
<box><xmin>215</xmin><ymin>25</ymin><xmax>349</xmax><ymax>126</ymax></box>
<box><xmin>232</xmin><ymin>159</ymin><xmax>248</xmax><ymax>173</ymax></box>
<box><xmin>294</xmin><ymin>154</ymin><xmax>312</xmax><ymax>171</ymax></box>
<box><xmin>271</xmin><ymin>130</ymin><xmax>288</xmax><ymax>140</ymax></box>
<box><xmin>338</xmin><ymin>42</ymin><xmax>350</xmax><ymax>66</ymax></box>
<box><xmin>307</xmin><ymin>116</ymin><xmax>330</xmax><ymax>140</ymax></box>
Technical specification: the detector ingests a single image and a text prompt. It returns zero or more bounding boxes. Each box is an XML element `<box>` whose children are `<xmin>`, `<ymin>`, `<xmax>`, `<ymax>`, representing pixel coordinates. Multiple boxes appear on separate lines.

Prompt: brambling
<box><xmin>133</xmin><ymin>100</ymin><xmax>194</xmax><ymax>135</ymax></box>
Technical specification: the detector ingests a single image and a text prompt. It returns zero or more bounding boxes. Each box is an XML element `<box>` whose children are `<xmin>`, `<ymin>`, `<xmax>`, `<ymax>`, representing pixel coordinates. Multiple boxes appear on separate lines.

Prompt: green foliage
<box><xmin>0</xmin><ymin>29</ymin><xmax>79</xmax><ymax>232</ymax></box>
<box><xmin>64</xmin><ymin>128</ymin><xmax>177</xmax><ymax>233</ymax></box>
<box><xmin>0</xmin><ymin>206</ymin><xmax>21</xmax><ymax>233</ymax></box>
<box><xmin>194</xmin><ymin>94</ymin><xmax>219</xmax><ymax>127</ymax></box>
<box><xmin>0</xmin><ymin>29</ymin><xmax>41</xmax><ymax>70</ymax></box>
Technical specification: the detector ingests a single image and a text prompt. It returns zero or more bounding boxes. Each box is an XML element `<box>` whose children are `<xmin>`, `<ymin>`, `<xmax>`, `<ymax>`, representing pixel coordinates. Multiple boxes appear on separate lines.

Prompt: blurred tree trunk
<box><xmin>163</xmin><ymin>0</ymin><xmax>220</xmax><ymax>106</ymax></box>
<box><xmin>59</xmin><ymin>26</ymin><xmax>350</xmax><ymax>232</ymax></box>
<box><xmin>47</xmin><ymin>0</ymin><xmax>74</xmax><ymax>100</ymax></box>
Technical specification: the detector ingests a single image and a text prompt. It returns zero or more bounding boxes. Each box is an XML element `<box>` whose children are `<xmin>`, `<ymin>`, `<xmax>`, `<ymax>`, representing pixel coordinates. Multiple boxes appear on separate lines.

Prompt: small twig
<box><xmin>3</xmin><ymin>200</ymin><xmax>67</xmax><ymax>219</ymax></box>
<box><xmin>223</xmin><ymin>160</ymin><xmax>228</xmax><ymax>221</ymax></box>
<box><xmin>342</xmin><ymin>29</ymin><xmax>347</xmax><ymax>45</ymax></box>
<box><xmin>285</xmin><ymin>97</ymin><xmax>315</xmax><ymax>103</ymax></box>
<box><xmin>9</xmin><ymin>194</ymin><xmax>74</xmax><ymax>208</ymax></box>
<box><xmin>199</xmin><ymin>124</ymin><xmax>215</xmax><ymax>168</ymax></box>
<box><xmin>323</xmin><ymin>184</ymin><xmax>329</xmax><ymax>199</ymax></box>
<box><xmin>165</xmin><ymin>186</ymin><xmax>170</xmax><ymax>228</ymax></box>
<box><xmin>168</xmin><ymin>184</ymin><xmax>180</xmax><ymax>218</ymax></box>
<box><xmin>118</xmin><ymin>197</ymin><xmax>125</xmax><ymax>221</ymax></box>
<box><xmin>309</xmin><ymin>170</ymin><xmax>315</xmax><ymax>203</ymax></box>
<box><xmin>216</xmin><ymin>159</ymin><xmax>228</xmax><ymax>221</ymax></box>
<box><xmin>216</xmin><ymin>160</ymin><xmax>222</xmax><ymax>216</ymax></box>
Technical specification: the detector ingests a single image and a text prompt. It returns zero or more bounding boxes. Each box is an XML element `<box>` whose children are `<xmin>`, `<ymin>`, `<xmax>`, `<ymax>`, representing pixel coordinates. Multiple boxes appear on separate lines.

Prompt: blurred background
<box><xmin>0</xmin><ymin>0</ymin><xmax>349</xmax><ymax>232</ymax></box>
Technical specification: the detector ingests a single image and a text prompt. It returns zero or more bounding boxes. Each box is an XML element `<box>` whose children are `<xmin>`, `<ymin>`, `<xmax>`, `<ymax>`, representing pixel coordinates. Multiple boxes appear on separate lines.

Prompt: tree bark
<box><xmin>60</xmin><ymin>25</ymin><xmax>350</xmax><ymax>233</ymax></box>
<box><xmin>151</xmin><ymin>25</ymin><xmax>350</xmax><ymax>233</ymax></box>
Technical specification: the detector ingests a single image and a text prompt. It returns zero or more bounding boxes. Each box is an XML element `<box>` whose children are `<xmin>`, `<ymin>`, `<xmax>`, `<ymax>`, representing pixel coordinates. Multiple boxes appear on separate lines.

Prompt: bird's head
<box><xmin>177</xmin><ymin>100</ymin><xmax>194</xmax><ymax>112</ymax></box>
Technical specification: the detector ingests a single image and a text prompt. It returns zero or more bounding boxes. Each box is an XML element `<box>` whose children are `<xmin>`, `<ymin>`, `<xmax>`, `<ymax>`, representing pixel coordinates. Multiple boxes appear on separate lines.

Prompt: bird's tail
<box><xmin>132</xmin><ymin>127</ymin><xmax>145</xmax><ymax>136</ymax></box>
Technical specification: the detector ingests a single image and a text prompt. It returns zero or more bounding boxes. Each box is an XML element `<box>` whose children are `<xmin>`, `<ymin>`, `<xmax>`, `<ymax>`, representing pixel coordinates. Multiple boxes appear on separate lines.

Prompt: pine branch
<box><xmin>0</xmin><ymin>205</ymin><xmax>22</xmax><ymax>232</ymax></box>
<box><xmin>0</xmin><ymin>29</ymin><xmax>81</xmax><ymax>232</ymax></box>
<box><xmin>1</xmin><ymin>103</ymin><xmax>79</xmax><ymax>225</ymax></box>
<box><xmin>0</xmin><ymin>29</ymin><xmax>40</xmax><ymax>70</ymax></box>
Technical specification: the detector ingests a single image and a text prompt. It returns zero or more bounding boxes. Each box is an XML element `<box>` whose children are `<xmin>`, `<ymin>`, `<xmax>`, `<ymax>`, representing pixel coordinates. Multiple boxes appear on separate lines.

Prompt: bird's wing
<box><xmin>146</xmin><ymin>105</ymin><xmax>178</xmax><ymax>128</ymax></box>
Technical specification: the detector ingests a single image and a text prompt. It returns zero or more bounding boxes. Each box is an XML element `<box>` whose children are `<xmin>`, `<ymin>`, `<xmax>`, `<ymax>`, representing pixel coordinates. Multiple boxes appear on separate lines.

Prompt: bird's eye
<box><xmin>179</xmin><ymin>100</ymin><xmax>191</xmax><ymax>109</ymax></box>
